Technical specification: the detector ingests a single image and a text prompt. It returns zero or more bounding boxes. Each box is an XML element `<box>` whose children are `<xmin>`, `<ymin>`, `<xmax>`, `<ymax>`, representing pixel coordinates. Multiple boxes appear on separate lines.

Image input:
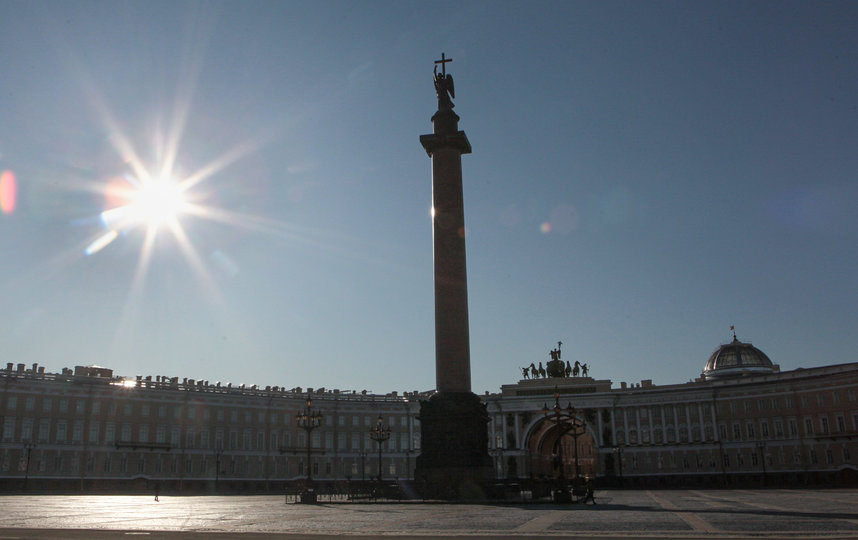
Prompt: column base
<box><xmin>414</xmin><ymin>391</ymin><xmax>494</xmax><ymax>499</ymax></box>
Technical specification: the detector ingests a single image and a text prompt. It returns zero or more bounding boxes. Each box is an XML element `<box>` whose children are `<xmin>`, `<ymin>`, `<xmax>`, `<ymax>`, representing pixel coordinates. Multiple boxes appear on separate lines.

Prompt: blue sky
<box><xmin>1</xmin><ymin>1</ymin><xmax>856</xmax><ymax>395</ymax></box>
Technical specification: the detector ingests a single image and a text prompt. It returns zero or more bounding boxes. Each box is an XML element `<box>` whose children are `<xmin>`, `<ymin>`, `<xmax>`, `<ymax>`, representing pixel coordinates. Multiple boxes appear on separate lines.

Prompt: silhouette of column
<box><xmin>415</xmin><ymin>55</ymin><xmax>492</xmax><ymax>498</ymax></box>
<box><xmin>420</xmin><ymin>102</ymin><xmax>472</xmax><ymax>393</ymax></box>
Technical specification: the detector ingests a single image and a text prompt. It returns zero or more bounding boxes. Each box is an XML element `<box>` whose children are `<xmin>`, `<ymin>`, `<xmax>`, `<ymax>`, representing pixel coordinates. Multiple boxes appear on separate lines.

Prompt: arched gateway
<box><xmin>525</xmin><ymin>409</ymin><xmax>599</xmax><ymax>481</ymax></box>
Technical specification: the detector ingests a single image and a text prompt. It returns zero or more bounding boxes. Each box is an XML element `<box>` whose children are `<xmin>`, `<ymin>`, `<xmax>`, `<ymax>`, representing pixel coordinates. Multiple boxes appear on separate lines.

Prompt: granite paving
<box><xmin>0</xmin><ymin>489</ymin><xmax>855</xmax><ymax>538</ymax></box>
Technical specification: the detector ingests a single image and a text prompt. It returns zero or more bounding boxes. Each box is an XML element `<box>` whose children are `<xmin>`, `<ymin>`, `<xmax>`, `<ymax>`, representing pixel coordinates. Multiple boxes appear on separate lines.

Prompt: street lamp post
<box><xmin>369</xmin><ymin>415</ymin><xmax>391</xmax><ymax>485</ymax></box>
<box><xmin>613</xmin><ymin>445</ymin><xmax>625</xmax><ymax>487</ymax></box>
<box><xmin>541</xmin><ymin>388</ymin><xmax>586</xmax><ymax>503</ymax></box>
<box><xmin>756</xmin><ymin>441</ymin><xmax>767</xmax><ymax>486</ymax></box>
<box><xmin>214</xmin><ymin>449</ymin><xmax>223</xmax><ymax>492</ymax></box>
<box><xmin>295</xmin><ymin>394</ymin><xmax>323</xmax><ymax>503</ymax></box>
<box><xmin>23</xmin><ymin>441</ymin><xmax>35</xmax><ymax>491</ymax></box>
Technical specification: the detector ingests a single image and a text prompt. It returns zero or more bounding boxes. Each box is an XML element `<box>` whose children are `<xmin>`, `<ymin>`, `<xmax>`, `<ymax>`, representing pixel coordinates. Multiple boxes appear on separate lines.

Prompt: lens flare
<box><xmin>0</xmin><ymin>170</ymin><xmax>17</xmax><ymax>214</ymax></box>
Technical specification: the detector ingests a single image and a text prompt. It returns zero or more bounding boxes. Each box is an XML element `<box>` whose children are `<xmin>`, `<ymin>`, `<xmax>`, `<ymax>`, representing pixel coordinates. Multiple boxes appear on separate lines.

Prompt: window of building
<box><xmin>810</xmin><ymin>450</ymin><xmax>818</xmax><ymax>464</ymax></box>
<box><xmin>271</xmin><ymin>412</ymin><xmax>278</xmax><ymax>423</ymax></box>
<box><xmin>124</xmin><ymin>404</ymin><xmax>133</xmax><ymax>416</ymax></box>
<box><xmin>104</xmin><ymin>422</ymin><xmax>114</xmax><ymax>443</ymax></box>
<box><xmin>760</xmin><ymin>422</ymin><xmax>769</xmax><ymax>439</ymax></box>
<box><xmin>758</xmin><ymin>400</ymin><xmax>766</xmax><ymax>412</ymax></box>
<box><xmin>774</xmin><ymin>420</ymin><xmax>783</xmax><ymax>438</ymax></box>
<box><xmin>186</xmin><ymin>429</ymin><xmax>195</xmax><ymax>449</ymax></box>
<box><xmin>746</xmin><ymin>423</ymin><xmax>755</xmax><ymax>439</ymax></box>
<box><xmin>744</xmin><ymin>401</ymin><xmax>752</xmax><ymax>413</ymax></box>
<box><xmin>188</xmin><ymin>407</ymin><xmax>195</xmax><ymax>420</ymax></box>
<box><xmin>245</xmin><ymin>411</ymin><xmax>252</xmax><ymax>423</ymax></box>
<box><xmin>59</xmin><ymin>399</ymin><xmax>68</xmax><ymax>413</ymax></box>
<box><xmin>21</xmin><ymin>418</ymin><xmax>34</xmax><ymax>441</ymax></box>
<box><xmin>156</xmin><ymin>425</ymin><xmax>167</xmax><ymax>443</ymax></box>
<box><xmin>158</xmin><ymin>405</ymin><xmax>166</xmax><ymax>418</ymax></box>
<box><xmin>847</xmin><ymin>389</ymin><xmax>856</xmax><ymax>402</ymax></box>
<box><xmin>820</xmin><ymin>417</ymin><xmax>830</xmax><ymax>434</ymax></box>
<box><xmin>230</xmin><ymin>410</ymin><xmax>238</xmax><ymax>422</ymax></box>
<box><xmin>243</xmin><ymin>430</ymin><xmax>251</xmax><ymax>450</ymax></box>
<box><xmin>785</xmin><ymin>396</ymin><xmax>794</xmax><ymax>409</ymax></box>
<box><xmin>141</xmin><ymin>404</ymin><xmax>149</xmax><ymax>417</ymax></box>
<box><xmin>270</xmin><ymin>432</ymin><xmax>279</xmax><ymax>450</ymax></box>
<box><xmin>200</xmin><ymin>430</ymin><xmax>210</xmax><ymax>449</ymax></box>
<box><xmin>816</xmin><ymin>394</ymin><xmax>824</xmax><ymax>406</ymax></box>
<box><xmin>39</xmin><ymin>419</ymin><xmax>50</xmax><ymax>442</ymax></box>
<box><xmin>41</xmin><ymin>398</ymin><xmax>52</xmax><ymax>412</ymax></box>
<box><xmin>312</xmin><ymin>431</ymin><xmax>321</xmax><ymax>448</ymax></box>
<box><xmin>92</xmin><ymin>401</ymin><xmax>100</xmax><ymax>414</ymax></box>
<box><xmin>89</xmin><ymin>423</ymin><xmax>99</xmax><ymax>443</ymax></box>
<box><xmin>139</xmin><ymin>425</ymin><xmax>149</xmax><ymax>443</ymax></box>
<box><xmin>804</xmin><ymin>418</ymin><xmax>814</xmax><ymax>435</ymax></box>
<box><xmin>216</xmin><ymin>409</ymin><xmax>224</xmax><ymax>421</ymax></box>
<box><xmin>844</xmin><ymin>447</ymin><xmax>851</xmax><ymax>462</ymax></box>
<box><xmin>837</xmin><ymin>416</ymin><xmax>846</xmax><ymax>432</ymax></box>
<box><xmin>171</xmin><ymin>427</ymin><xmax>181</xmax><ymax>446</ymax></box>
<box><xmin>25</xmin><ymin>396</ymin><xmax>35</xmax><ymax>411</ymax></box>
<box><xmin>257</xmin><ymin>431</ymin><xmax>265</xmax><ymax>450</ymax></box>
<box><xmin>56</xmin><ymin>422</ymin><xmax>66</xmax><ymax>443</ymax></box>
<box><xmin>789</xmin><ymin>419</ymin><xmax>798</xmax><ymax>437</ymax></box>
<box><xmin>2</xmin><ymin>418</ymin><xmax>15</xmax><ymax>442</ymax></box>
<box><xmin>120</xmin><ymin>423</ymin><xmax>131</xmax><ymax>442</ymax></box>
<box><xmin>351</xmin><ymin>432</ymin><xmax>360</xmax><ymax>450</ymax></box>
<box><xmin>771</xmin><ymin>398</ymin><xmax>780</xmax><ymax>411</ymax></box>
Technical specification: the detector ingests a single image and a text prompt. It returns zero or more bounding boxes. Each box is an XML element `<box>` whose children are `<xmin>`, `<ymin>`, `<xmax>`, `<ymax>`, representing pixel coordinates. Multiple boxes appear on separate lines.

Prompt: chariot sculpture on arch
<box><xmin>522</xmin><ymin>340</ymin><xmax>592</xmax><ymax>379</ymax></box>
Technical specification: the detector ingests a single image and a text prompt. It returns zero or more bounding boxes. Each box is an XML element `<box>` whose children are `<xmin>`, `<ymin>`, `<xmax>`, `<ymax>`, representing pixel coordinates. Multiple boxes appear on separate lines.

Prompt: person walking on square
<box><xmin>154</xmin><ymin>483</ymin><xmax>160</xmax><ymax>502</ymax></box>
<box><xmin>582</xmin><ymin>478</ymin><xmax>596</xmax><ymax>505</ymax></box>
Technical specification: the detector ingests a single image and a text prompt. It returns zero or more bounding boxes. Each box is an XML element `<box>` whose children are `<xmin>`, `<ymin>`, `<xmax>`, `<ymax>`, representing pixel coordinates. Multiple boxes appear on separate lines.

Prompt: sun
<box><xmin>126</xmin><ymin>176</ymin><xmax>188</xmax><ymax>229</ymax></box>
<box><xmin>85</xmin><ymin>172</ymin><xmax>190</xmax><ymax>256</ymax></box>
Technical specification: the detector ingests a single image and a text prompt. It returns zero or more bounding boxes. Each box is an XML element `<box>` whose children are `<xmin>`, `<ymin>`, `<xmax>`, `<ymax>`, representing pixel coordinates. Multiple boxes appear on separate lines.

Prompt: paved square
<box><xmin>0</xmin><ymin>489</ymin><xmax>856</xmax><ymax>538</ymax></box>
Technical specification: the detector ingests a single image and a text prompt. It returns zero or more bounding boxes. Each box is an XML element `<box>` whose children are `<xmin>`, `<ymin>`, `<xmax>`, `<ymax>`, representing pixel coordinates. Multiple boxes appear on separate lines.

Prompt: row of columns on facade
<box><xmin>487</xmin><ymin>401</ymin><xmax>721</xmax><ymax>451</ymax></box>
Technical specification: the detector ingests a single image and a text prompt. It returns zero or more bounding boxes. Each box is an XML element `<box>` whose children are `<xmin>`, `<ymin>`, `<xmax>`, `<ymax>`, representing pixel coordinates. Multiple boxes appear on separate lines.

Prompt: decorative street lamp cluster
<box><xmin>541</xmin><ymin>387</ymin><xmax>587</xmax><ymax>502</ymax></box>
<box><xmin>369</xmin><ymin>415</ymin><xmax>392</xmax><ymax>485</ymax></box>
<box><xmin>295</xmin><ymin>394</ymin><xmax>323</xmax><ymax>503</ymax></box>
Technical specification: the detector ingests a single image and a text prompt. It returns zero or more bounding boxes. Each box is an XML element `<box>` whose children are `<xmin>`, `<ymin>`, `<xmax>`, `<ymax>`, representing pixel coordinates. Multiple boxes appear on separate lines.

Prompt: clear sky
<box><xmin>1</xmin><ymin>1</ymin><xmax>856</xmax><ymax>396</ymax></box>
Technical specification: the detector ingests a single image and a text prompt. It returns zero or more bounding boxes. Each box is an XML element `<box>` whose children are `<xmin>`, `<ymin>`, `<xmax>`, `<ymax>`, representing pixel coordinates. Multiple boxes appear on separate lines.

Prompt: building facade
<box><xmin>1</xmin><ymin>337</ymin><xmax>856</xmax><ymax>492</ymax></box>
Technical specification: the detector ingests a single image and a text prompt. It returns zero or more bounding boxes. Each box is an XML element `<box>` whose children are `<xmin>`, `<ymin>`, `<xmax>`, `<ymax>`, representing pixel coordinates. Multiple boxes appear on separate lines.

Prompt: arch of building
<box><xmin>523</xmin><ymin>414</ymin><xmax>598</xmax><ymax>481</ymax></box>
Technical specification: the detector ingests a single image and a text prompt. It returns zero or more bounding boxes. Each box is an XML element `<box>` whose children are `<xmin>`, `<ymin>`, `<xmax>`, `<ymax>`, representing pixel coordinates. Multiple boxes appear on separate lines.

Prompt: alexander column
<box><xmin>415</xmin><ymin>54</ymin><xmax>492</xmax><ymax>497</ymax></box>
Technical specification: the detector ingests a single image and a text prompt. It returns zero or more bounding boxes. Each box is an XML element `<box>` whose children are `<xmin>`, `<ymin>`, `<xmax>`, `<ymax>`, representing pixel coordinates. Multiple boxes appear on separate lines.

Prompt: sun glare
<box><xmin>127</xmin><ymin>176</ymin><xmax>187</xmax><ymax>229</ymax></box>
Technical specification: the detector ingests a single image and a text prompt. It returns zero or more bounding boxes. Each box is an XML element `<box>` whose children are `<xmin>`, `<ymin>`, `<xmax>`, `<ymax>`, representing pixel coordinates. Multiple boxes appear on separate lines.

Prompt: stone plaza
<box><xmin>0</xmin><ymin>489</ymin><xmax>856</xmax><ymax>538</ymax></box>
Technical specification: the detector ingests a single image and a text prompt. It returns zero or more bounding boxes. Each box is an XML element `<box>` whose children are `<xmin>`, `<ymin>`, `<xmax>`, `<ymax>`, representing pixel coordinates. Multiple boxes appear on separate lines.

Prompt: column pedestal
<box><xmin>415</xmin><ymin>391</ymin><xmax>493</xmax><ymax>498</ymax></box>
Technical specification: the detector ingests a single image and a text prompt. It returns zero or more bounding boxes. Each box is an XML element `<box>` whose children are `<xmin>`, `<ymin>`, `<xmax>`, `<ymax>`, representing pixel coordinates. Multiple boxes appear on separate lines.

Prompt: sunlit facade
<box><xmin>0</xmin><ymin>364</ymin><xmax>424</xmax><ymax>492</ymax></box>
<box><xmin>1</xmin><ymin>337</ymin><xmax>856</xmax><ymax>492</ymax></box>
